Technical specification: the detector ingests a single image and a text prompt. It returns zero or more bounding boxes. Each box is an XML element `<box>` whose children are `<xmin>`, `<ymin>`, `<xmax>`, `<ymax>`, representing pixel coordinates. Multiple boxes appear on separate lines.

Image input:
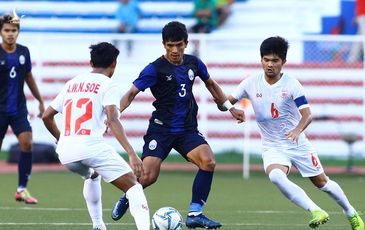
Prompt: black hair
<box><xmin>89</xmin><ymin>42</ymin><xmax>120</xmax><ymax>68</ymax></box>
<box><xmin>0</xmin><ymin>14</ymin><xmax>20</xmax><ymax>30</ymax></box>
<box><xmin>260</xmin><ymin>36</ymin><xmax>289</xmax><ymax>61</ymax></box>
<box><xmin>162</xmin><ymin>21</ymin><xmax>188</xmax><ymax>43</ymax></box>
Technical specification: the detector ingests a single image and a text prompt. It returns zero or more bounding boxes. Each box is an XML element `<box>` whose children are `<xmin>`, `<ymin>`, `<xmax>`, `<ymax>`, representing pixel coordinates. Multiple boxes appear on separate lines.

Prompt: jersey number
<box><xmin>271</xmin><ymin>103</ymin><xmax>279</xmax><ymax>118</ymax></box>
<box><xmin>179</xmin><ymin>84</ymin><xmax>186</xmax><ymax>97</ymax></box>
<box><xmin>64</xmin><ymin>98</ymin><xmax>93</xmax><ymax>136</ymax></box>
<box><xmin>9</xmin><ymin>66</ymin><xmax>16</xmax><ymax>78</ymax></box>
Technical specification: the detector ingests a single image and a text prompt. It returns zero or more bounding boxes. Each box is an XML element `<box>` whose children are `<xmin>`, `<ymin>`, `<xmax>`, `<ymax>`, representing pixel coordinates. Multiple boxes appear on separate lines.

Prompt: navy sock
<box><xmin>18</xmin><ymin>151</ymin><xmax>32</xmax><ymax>189</ymax></box>
<box><xmin>190</xmin><ymin>169</ymin><xmax>213</xmax><ymax>212</ymax></box>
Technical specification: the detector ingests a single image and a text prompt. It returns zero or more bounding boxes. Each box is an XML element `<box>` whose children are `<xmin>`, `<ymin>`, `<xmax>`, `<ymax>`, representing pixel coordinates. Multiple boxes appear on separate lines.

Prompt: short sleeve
<box><xmin>292</xmin><ymin>79</ymin><xmax>309</xmax><ymax>110</ymax></box>
<box><xmin>102</xmin><ymin>84</ymin><xmax>123</xmax><ymax>110</ymax></box>
<box><xmin>231</xmin><ymin>79</ymin><xmax>249</xmax><ymax>101</ymax></box>
<box><xmin>197</xmin><ymin>58</ymin><xmax>210</xmax><ymax>81</ymax></box>
<box><xmin>133</xmin><ymin>64</ymin><xmax>158</xmax><ymax>91</ymax></box>
<box><xmin>50</xmin><ymin>86</ymin><xmax>66</xmax><ymax>113</ymax></box>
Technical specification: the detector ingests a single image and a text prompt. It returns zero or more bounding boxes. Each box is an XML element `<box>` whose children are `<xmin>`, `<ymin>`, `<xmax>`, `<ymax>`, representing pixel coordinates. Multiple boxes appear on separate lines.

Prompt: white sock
<box><xmin>320</xmin><ymin>179</ymin><xmax>356</xmax><ymax>217</ymax></box>
<box><xmin>126</xmin><ymin>184</ymin><xmax>150</xmax><ymax>230</ymax></box>
<box><xmin>269</xmin><ymin>169</ymin><xmax>321</xmax><ymax>211</ymax></box>
<box><xmin>83</xmin><ymin>175</ymin><xmax>106</xmax><ymax>229</ymax></box>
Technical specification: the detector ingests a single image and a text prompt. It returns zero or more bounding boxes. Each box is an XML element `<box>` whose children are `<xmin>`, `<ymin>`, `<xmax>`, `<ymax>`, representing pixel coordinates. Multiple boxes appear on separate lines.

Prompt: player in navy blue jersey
<box><xmin>0</xmin><ymin>10</ymin><xmax>44</xmax><ymax>204</ymax></box>
<box><xmin>111</xmin><ymin>21</ymin><xmax>244</xmax><ymax>229</ymax></box>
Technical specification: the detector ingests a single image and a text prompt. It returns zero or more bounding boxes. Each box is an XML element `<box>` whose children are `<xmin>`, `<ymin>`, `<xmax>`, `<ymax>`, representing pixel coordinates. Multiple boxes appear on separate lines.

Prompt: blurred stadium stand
<box><xmin>1</xmin><ymin>0</ymin><xmax>364</xmax><ymax>160</ymax></box>
<box><xmin>0</xmin><ymin>0</ymin><xmax>345</xmax><ymax>34</ymax></box>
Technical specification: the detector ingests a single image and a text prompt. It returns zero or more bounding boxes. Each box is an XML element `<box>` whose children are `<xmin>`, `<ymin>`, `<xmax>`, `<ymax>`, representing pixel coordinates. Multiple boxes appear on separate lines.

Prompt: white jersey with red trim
<box><xmin>50</xmin><ymin>72</ymin><xmax>122</xmax><ymax>164</ymax></box>
<box><xmin>231</xmin><ymin>73</ymin><xmax>311</xmax><ymax>150</ymax></box>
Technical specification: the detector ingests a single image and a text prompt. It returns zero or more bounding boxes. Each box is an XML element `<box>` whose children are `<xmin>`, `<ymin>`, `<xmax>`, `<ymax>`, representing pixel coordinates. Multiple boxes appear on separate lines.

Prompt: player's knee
<box><xmin>199</xmin><ymin>157</ymin><xmax>216</xmax><ymax>171</ymax></box>
<box><xmin>139</xmin><ymin>172</ymin><xmax>158</xmax><ymax>187</ymax></box>
<box><xmin>268</xmin><ymin>168</ymin><xmax>286</xmax><ymax>185</ymax></box>
<box><xmin>19</xmin><ymin>141</ymin><xmax>32</xmax><ymax>152</ymax></box>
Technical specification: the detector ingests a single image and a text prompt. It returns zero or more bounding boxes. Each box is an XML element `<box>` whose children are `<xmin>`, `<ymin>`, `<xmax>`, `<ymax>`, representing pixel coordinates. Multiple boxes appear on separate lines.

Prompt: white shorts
<box><xmin>262</xmin><ymin>144</ymin><xmax>324</xmax><ymax>177</ymax></box>
<box><xmin>64</xmin><ymin>147</ymin><xmax>132</xmax><ymax>183</ymax></box>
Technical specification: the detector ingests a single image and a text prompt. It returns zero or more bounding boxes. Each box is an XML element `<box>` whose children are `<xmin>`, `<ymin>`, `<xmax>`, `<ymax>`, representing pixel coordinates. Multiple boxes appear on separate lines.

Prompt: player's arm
<box><xmin>105</xmin><ymin>104</ymin><xmax>143</xmax><ymax>177</ymax></box>
<box><xmin>204</xmin><ymin>78</ymin><xmax>245</xmax><ymax>123</ymax></box>
<box><xmin>120</xmin><ymin>85</ymin><xmax>140</xmax><ymax>112</ymax></box>
<box><xmin>42</xmin><ymin>106</ymin><xmax>60</xmax><ymax>141</ymax></box>
<box><xmin>25</xmin><ymin>72</ymin><xmax>45</xmax><ymax>117</ymax></box>
<box><xmin>286</xmin><ymin>107</ymin><xmax>312</xmax><ymax>143</ymax></box>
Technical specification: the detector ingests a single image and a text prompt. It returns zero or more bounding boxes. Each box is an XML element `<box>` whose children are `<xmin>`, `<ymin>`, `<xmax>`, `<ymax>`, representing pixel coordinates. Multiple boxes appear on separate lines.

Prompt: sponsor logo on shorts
<box><xmin>149</xmin><ymin>140</ymin><xmax>157</xmax><ymax>150</ymax></box>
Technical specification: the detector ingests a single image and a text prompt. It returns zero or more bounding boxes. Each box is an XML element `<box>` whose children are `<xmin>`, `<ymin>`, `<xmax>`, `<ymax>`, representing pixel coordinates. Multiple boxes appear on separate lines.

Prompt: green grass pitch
<box><xmin>0</xmin><ymin>170</ymin><xmax>364</xmax><ymax>230</ymax></box>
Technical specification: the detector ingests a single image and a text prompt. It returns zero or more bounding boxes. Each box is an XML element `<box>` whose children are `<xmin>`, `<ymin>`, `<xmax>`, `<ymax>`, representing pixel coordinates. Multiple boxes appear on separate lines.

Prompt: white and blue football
<box><xmin>152</xmin><ymin>207</ymin><xmax>183</xmax><ymax>230</ymax></box>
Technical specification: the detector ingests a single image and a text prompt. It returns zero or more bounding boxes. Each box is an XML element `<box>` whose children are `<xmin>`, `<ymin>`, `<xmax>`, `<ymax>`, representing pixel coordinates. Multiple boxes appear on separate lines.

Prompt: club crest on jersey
<box><xmin>149</xmin><ymin>140</ymin><xmax>157</xmax><ymax>150</ymax></box>
<box><xmin>19</xmin><ymin>55</ymin><xmax>25</xmax><ymax>65</ymax></box>
<box><xmin>188</xmin><ymin>69</ymin><xmax>194</xmax><ymax>81</ymax></box>
<box><xmin>0</xmin><ymin>60</ymin><xmax>5</xmax><ymax>65</ymax></box>
<box><xmin>281</xmin><ymin>90</ymin><xmax>288</xmax><ymax>98</ymax></box>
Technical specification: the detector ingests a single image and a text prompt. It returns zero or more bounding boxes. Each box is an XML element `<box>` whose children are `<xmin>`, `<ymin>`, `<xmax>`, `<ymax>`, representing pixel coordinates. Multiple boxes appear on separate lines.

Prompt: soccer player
<box><xmin>111</xmin><ymin>21</ymin><xmax>244</xmax><ymax>229</ymax></box>
<box><xmin>42</xmin><ymin>42</ymin><xmax>150</xmax><ymax>230</ymax></box>
<box><xmin>224</xmin><ymin>36</ymin><xmax>364</xmax><ymax>230</ymax></box>
<box><xmin>0</xmin><ymin>10</ymin><xmax>44</xmax><ymax>204</ymax></box>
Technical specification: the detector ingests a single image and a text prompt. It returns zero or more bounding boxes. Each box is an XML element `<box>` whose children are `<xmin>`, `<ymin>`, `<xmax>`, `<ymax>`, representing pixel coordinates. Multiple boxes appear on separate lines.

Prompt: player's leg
<box><xmin>264</xmin><ymin>149</ymin><xmax>328</xmax><ymax>228</ymax></box>
<box><xmin>111</xmin><ymin>173</ymin><xmax>150</xmax><ymax>230</ymax></box>
<box><xmin>65</xmin><ymin>162</ymin><xmax>106</xmax><ymax>230</ymax></box>
<box><xmin>111</xmin><ymin>156</ymin><xmax>162</xmax><ymax>221</ymax></box>
<box><xmin>310</xmin><ymin>172</ymin><xmax>364</xmax><ymax>230</ymax></box>
<box><xmin>11</xmin><ymin>112</ymin><xmax>37</xmax><ymax>204</ymax></box>
<box><xmin>112</xmin><ymin>131</ymin><xmax>171</xmax><ymax>221</ymax></box>
<box><xmin>177</xmin><ymin>131</ymin><xmax>221</xmax><ymax>229</ymax></box>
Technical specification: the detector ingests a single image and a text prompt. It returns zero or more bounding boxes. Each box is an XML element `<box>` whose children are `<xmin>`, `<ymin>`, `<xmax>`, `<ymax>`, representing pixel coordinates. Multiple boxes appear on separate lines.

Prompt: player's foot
<box><xmin>15</xmin><ymin>190</ymin><xmax>38</xmax><ymax>204</ymax></box>
<box><xmin>309</xmin><ymin>210</ymin><xmax>329</xmax><ymax>228</ymax></box>
<box><xmin>111</xmin><ymin>195</ymin><xmax>129</xmax><ymax>221</ymax></box>
<box><xmin>348</xmin><ymin>212</ymin><xmax>364</xmax><ymax>230</ymax></box>
<box><xmin>185</xmin><ymin>214</ymin><xmax>222</xmax><ymax>229</ymax></box>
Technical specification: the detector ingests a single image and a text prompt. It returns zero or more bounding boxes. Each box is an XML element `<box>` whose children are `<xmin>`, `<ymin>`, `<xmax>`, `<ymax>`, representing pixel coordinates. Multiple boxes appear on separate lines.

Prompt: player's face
<box><xmin>0</xmin><ymin>23</ymin><xmax>19</xmax><ymax>46</ymax></box>
<box><xmin>261</xmin><ymin>54</ymin><xmax>285</xmax><ymax>80</ymax></box>
<box><xmin>163</xmin><ymin>39</ymin><xmax>187</xmax><ymax>65</ymax></box>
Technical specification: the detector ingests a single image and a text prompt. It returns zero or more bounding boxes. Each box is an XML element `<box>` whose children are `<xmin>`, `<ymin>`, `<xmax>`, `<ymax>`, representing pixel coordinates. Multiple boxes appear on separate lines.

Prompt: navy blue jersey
<box><xmin>133</xmin><ymin>54</ymin><xmax>210</xmax><ymax>133</ymax></box>
<box><xmin>0</xmin><ymin>44</ymin><xmax>32</xmax><ymax>115</ymax></box>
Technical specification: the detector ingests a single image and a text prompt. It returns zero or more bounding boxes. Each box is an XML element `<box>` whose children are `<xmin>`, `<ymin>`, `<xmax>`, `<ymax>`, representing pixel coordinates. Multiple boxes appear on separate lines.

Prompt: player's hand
<box><xmin>38</xmin><ymin>102</ymin><xmax>45</xmax><ymax>118</ymax></box>
<box><xmin>229</xmin><ymin>107</ymin><xmax>245</xmax><ymax>123</ymax></box>
<box><xmin>286</xmin><ymin>129</ymin><xmax>301</xmax><ymax>143</ymax></box>
<box><xmin>129</xmin><ymin>153</ymin><xmax>144</xmax><ymax>178</ymax></box>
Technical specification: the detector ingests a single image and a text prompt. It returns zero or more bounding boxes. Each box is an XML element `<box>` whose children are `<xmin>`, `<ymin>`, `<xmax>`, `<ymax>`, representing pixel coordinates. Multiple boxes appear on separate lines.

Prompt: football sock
<box><xmin>320</xmin><ymin>179</ymin><xmax>356</xmax><ymax>216</ymax></box>
<box><xmin>190</xmin><ymin>169</ymin><xmax>213</xmax><ymax>213</ymax></box>
<box><xmin>126</xmin><ymin>183</ymin><xmax>150</xmax><ymax>230</ymax></box>
<box><xmin>83</xmin><ymin>175</ymin><xmax>105</xmax><ymax>228</ymax></box>
<box><xmin>18</xmin><ymin>151</ymin><xmax>32</xmax><ymax>190</ymax></box>
<box><xmin>268</xmin><ymin>169</ymin><xmax>321</xmax><ymax>211</ymax></box>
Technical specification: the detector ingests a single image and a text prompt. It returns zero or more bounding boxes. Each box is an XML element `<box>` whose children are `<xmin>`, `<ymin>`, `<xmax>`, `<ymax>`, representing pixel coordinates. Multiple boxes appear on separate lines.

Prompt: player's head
<box><xmin>260</xmin><ymin>36</ymin><xmax>289</xmax><ymax>61</ymax></box>
<box><xmin>162</xmin><ymin>21</ymin><xmax>188</xmax><ymax>65</ymax></box>
<box><xmin>162</xmin><ymin>21</ymin><xmax>188</xmax><ymax>44</ymax></box>
<box><xmin>89</xmin><ymin>42</ymin><xmax>120</xmax><ymax>76</ymax></box>
<box><xmin>0</xmin><ymin>11</ymin><xmax>21</xmax><ymax>45</ymax></box>
<box><xmin>260</xmin><ymin>36</ymin><xmax>288</xmax><ymax>79</ymax></box>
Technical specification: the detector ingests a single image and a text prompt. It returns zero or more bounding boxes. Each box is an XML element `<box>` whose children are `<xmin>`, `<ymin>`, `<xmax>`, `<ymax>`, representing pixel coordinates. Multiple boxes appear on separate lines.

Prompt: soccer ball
<box><xmin>151</xmin><ymin>207</ymin><xmax>183</xmax><ymax>230</ymax></box>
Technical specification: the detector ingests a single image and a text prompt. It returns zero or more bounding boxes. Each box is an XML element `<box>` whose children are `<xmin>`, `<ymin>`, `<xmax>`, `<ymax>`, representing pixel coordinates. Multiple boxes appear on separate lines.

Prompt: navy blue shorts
<box><xmin>0</xmin><ymin>112</ymin><xmax>32</xmax><ymax>139</ymax></box>
<box><xmin>142</xmin><ymin>130</ymin><xmax>208</xmax><ymax>161</ymax></box>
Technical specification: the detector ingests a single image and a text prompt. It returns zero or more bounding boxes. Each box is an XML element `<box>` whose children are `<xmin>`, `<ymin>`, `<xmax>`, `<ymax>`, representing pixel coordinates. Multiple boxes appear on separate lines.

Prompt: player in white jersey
<box><xmin>42</xmin><ymin>42</ymin><xmax>150</xmax><ymax>230</ymax></box>
<box><xmin>223</xmin><ymin>36</ymin><xmax>364</xmax><ymax>230</ymax></box>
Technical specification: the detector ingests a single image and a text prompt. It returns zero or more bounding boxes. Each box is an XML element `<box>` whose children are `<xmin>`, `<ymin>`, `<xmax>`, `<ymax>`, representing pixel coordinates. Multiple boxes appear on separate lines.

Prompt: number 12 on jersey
<box><xmin>64</xmin><ymin>98</ymin><xmax>93</xmax><ymax>136</ymax></box>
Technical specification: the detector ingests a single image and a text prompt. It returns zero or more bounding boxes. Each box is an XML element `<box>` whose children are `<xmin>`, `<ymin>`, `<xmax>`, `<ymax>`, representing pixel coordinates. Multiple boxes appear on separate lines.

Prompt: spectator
<box><xmin>115</xmin><ymin>0</ymin><xmax>141</xmax><ymax>56</ymax></box>
<box><xmin>190</xmin><ymin>0</ymin><xmax>218</xmax><ymax>33</ymax></box>
<box><xmin>216</xmin><ymin>0</ymin><xmax>234</xmax><ymax>27</ymax></box>
<box><xmin>348</xmin><ymin>0</ymin><xmax>365</xmax><ymax>63</ymax></box>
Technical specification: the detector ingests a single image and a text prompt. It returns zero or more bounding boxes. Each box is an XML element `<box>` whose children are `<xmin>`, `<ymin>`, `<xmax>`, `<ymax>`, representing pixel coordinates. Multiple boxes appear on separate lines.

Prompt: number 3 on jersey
<box><xmin>64</xmin><ymin>98</ymin><xmax>93</xmax><ymax>136</ymax></box>
<box><xmin>271</xmin><ymin>102</ymin><xmax>279</xmax><ymax>118</ymax></box>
